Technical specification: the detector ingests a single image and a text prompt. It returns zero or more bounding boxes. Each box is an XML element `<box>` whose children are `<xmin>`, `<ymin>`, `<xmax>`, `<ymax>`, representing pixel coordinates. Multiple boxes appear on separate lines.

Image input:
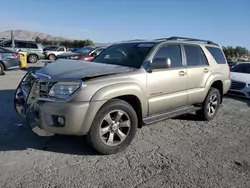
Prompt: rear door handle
<box><xmin>204</xmin><ymin>68</ymin><xmax>209</xmax><ymax>73</ymax></box>
<box><xmin>179</xmin><ymin>71</ymin><xmax>186</xmax><ymax>76</ymax></box>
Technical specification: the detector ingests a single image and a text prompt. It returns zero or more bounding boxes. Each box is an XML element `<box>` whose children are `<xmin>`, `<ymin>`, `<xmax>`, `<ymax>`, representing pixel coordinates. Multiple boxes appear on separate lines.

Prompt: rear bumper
<box><xmin>223</xmin><ymin>79</ymin><xmax>231</xmax><ymax>95</ymax></box>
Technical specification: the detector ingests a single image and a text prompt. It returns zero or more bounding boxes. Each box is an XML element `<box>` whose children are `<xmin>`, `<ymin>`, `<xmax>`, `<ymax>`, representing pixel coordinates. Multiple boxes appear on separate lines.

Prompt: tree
<box><xmin>85</xmin><ymin>39</ymin><xmax>94</xmax><ymax>46</ymax></box>
<box><xmin>35</xmin><ymin>37</ymin><xmax>41</xmax><ymax>43</ymax></box>
<box><xmin>222</xmin><ymin>46</ymin><xmax>249</xmax><ymax>61</ymax></box>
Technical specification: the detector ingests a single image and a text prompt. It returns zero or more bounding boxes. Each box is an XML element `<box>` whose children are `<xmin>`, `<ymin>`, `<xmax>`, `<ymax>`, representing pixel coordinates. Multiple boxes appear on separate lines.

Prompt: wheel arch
<box><xmin>205</xmin><ymin>79</ymin><xmax>224</xmax><ymax>104</ymax></box>
<box><xmin>90</xmin><ymin>83</ymin><xmax>147</xmax><ymax>128</ymax></box>
<box><xmin>0</xmin><ymin>60</ymin><xmax>6</xmax><ymax>70</ymax></box>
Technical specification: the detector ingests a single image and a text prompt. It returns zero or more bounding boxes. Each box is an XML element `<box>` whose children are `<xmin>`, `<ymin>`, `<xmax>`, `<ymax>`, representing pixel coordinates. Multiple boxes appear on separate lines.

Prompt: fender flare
<box><xmin>91</xmin><ymin>82</ymin><xmax>148</xmax><ymax>117</ymax></box>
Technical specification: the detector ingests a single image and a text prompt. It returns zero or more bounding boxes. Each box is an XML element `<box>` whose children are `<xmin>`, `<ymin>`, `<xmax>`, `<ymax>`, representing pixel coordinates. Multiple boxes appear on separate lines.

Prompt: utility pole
<box><xmin>11</xmin><ymin>30</ymin><xmax>15</xmax><ymax>49</ymax></box>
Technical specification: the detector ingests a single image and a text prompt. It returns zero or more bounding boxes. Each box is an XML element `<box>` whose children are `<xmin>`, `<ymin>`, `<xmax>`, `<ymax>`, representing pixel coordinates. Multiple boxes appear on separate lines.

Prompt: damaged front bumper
<box><xmin>14</xmin><ymin>71</ymin><xmax>102</xmax><ymax>137</ymax></box>
<box><xmin>14</xmin><ymin>72</ymin><xmax>55</xmax><ymax>136</ymax></box>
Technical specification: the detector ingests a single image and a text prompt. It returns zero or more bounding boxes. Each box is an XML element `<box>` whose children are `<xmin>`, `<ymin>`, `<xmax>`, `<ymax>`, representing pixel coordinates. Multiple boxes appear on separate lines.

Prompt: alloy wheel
<box><xmin>207</xmin><ymin>94</ymin><xmax>218</xmax><ymax>116</ymax></box>
<box><xmin>99</xmin><ymin>110</ymin><xmax>131</xmax><ymax>146</ymax></box>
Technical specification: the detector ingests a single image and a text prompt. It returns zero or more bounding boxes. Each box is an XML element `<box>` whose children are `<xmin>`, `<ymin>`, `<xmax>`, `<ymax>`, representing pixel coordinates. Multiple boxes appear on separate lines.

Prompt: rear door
<box><xmin>183</xmin><ymin>44</ymin><xmax>212</xmax><ymax>104</ymax></box>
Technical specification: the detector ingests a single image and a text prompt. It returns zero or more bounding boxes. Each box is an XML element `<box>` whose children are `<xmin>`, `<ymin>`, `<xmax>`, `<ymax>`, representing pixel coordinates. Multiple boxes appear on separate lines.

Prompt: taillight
<box><xmin>12</xmin><ymin>53</ymin><xmax>19</xmax><ymax>58</ymax></box>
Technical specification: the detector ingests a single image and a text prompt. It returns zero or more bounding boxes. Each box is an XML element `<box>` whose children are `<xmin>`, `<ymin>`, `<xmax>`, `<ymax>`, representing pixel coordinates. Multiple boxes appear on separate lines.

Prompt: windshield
<box><xmin>93</xmin><ymin>43</ymin><xmax>154</xmax><ymax>68</ymax></box>
<box><xmin>75</xmin><ymin>46</ymin><xmax>95</xmax><ymax>54</ymax></box>
<box><xmin>231</xmin><ymin>63</ymin><xmax>250</xmax><ymax>74</ymax></box>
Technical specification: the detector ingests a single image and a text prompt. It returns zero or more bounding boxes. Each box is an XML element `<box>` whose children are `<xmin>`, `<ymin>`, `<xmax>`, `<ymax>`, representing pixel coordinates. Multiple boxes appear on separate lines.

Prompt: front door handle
<box><xmin>204</xmin><ymin>68</ymin><xmax>209</xmax><ymax>73</ymax></box>
<box><xmin>179</xmin><ymin>71</ymin><xmax>186</xmax><ymax>76</ymax></box>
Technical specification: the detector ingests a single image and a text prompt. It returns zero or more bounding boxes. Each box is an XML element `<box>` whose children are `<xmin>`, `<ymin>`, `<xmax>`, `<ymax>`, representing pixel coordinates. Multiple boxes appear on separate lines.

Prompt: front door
<box><xmin>147</xmin><ymin>44</ymin><xmax>187</xmax><ymax>115</ymax></box>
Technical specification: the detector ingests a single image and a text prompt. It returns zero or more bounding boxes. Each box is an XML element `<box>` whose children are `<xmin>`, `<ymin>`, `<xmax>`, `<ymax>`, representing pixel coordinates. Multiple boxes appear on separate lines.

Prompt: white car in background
<box><xmin>43</xmin><ymin>46</ymin><xmax>67</xmax><ymax>60</ymax></box>
<box><xmin>228</xmin><ymin>62</ymin><xmax>250</xmax><ymax>99</ymax></box>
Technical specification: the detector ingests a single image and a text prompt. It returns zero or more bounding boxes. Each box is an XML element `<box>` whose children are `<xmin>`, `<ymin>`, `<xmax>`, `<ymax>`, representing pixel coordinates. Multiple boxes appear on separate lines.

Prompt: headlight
<box><xmin>247</xmin><ymin>83</ymin><xmax>250</xmax><ymax>87</ymax></box>
<box><xmin>49</xmin><ymin>81</ymin><xmax>85</xmax><ymax>99</ymax></box>
<box><xmin>70</xmin><ymin>55</ymin><xmax>79</xmax><ymax>60</ymax></box>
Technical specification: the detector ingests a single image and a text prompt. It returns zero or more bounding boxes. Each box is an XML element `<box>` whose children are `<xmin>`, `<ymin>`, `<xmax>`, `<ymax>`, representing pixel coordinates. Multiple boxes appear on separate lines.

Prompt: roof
<box><xmin>117</xmin><ymin>36</ymin><xmax>220</xmax><ymax>47</ymax></box>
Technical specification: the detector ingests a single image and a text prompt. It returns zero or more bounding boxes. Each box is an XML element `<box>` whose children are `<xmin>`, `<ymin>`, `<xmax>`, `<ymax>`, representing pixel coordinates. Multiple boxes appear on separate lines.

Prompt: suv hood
<box><xmin>35</xmin><ymin>59</ymin><xmax>135</xmax><ymax>80</ymax></box>
<box><xmin>230</xmin><ymin>72</ymin><xmax>250</xmax><ymax>84</ymax></box>
<box><xmin>57</xmin><ymin>52</ymin><xmax>77</xmax><ymax>58</ymax></box>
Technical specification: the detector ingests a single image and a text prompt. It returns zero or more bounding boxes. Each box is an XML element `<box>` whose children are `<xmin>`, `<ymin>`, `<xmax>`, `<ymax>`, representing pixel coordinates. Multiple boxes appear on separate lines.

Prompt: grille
<box><xmin>230</xmin><ymin>81</ymin><xmax>246</xmax><ymax>90</ymax></box>
<box><xmin>33</xmin><ymin>81</ymin><xmax>54</xmax><ymax>98</ymax></box>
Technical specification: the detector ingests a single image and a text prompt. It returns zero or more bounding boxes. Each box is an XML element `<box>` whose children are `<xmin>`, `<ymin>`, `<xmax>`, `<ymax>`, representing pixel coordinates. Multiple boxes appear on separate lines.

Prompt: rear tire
<box><xmin>196</xmin><ymin>87</ymin><xmax>221</xmax><ymax>121</ymax></box>
<box><xmin>28</xmin><ymin>54</ymin><xmax>38</xmax><ymax>63</ymax></box>
<box><xmin>0</xmin><ymin>63</ymin><xmax>4</xmax><ymax>75</ymax></box>
<box><xmin>48</xmin><ymin>54</ymin><xmax>56</xmax><ymax>60</ymax></box>
<box><xmin>87</xmin><ymin>99</ymin><xmax>138</xmax><ymax>155</ymax></box>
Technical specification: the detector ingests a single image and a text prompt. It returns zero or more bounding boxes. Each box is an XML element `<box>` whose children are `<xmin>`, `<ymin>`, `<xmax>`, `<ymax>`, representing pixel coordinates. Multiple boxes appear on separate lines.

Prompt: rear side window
<box><xmin>16</xmin><ymin>41</ymin><xmax>27</xmax><ymax>48</ymax></box>
<box><xmin>184</xmin><ymin>45</ymin><xmax>208</xmax><ymax>66</ymax></box>
<box><xmin>2</xmin><ymin>41</ymin><xmax>12</xmax><ymax>48</ymax></box>
<box><xmin>57</xmin><ymin>47</ymin><xmax>65</xmax><ymax>51</ymax></box>
<box><xmin>205</xmin><ymin>46</ymin><xmax>227</xmax><ymax>64</ymax></box>
<box><xmin>27</xmin><ymin>43</ymin><xmax>38</xmax><ymax>49</ymax></box>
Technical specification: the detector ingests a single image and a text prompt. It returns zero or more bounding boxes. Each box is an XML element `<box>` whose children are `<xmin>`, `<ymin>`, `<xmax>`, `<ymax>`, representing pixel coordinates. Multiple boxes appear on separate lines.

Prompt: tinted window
<box><xmin>2</xmin><ymin>41</ymin><xmax>12</xmax><ymax>47</ymax></box>
<box><xmin>206</xmin><ymin>46</ymin><xmax>227</xmax><ymax>64</ymax></box>
<box><xmin>75</xmin><ymin>46</ymin><xmax>95</xmax><ymax>54</ymax></box>
<box><xmin>0</xmin><ymin>47</ymin><xmax>7</xmax><ymax>53</ymax></box>
<box><xmin>153</xmin><ymin>45</ymin><xmax>182</xmax><ymax>68</ymax></box>
<box><xmin>16</xmin><ymin>41</ymin><xmax>27</xmax><ymax>48</ymax></box>
<box><xmin>27</xmin><ymin>43</ymin><xmax>38</xmax><ymax>49</ymax></box>
<box><xmin>231</xmin><ymin>64</ymin><xmax>250</xmax><ymax>74</ymax></box>
<box><xmin>44</xmin><ymin>46</ymin><xmax>58</xmax><ymax>51</ymax></box>
<box><xmin>93</xmin><ymin>43</ymin><xmax>154</xmax><ymax>68</ymax></box>
<box><xmin>184</xmin><ymin>45</ymin><xmax>208</xmax><ymax>66</ymax></box>
<box><xmin>57</xmin><ymin>47</ymin><xmax>65</xmax><ymax>52</ymax></box>
<box><xmin>93</xmin><ymin>48</ymin><xmax>105</xmax><ymax>56</ymax></box>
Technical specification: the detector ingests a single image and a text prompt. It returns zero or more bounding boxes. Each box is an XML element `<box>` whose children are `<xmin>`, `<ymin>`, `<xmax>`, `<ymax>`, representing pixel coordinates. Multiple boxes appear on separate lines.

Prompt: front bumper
<box><xmin>227</xmin><ymin>80</ymin><xmax>250</xmax><ymax>99</ymax></box>
<box><xmin>227</xmin><ymin>88</ymin><xmax>250</xmax><ymax>99</ymax></box>
<box><xmin>14</xmin><ymin>72</ymin><xmax>106</xmax><ymax>136</ymax></box>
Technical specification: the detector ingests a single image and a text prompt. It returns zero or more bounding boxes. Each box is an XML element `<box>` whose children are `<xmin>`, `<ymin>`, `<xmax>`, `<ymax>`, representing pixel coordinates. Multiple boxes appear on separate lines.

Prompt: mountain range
<box><xmin>0</xmin><ymin>30</ymin><xmax>69</xmax><ymax>41</ymax></box>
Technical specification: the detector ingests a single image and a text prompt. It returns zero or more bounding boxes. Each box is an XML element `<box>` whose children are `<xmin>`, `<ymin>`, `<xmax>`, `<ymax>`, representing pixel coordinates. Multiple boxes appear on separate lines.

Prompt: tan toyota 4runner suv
<box><xmin>14</xmin><ymin>37</ymin><xmax>231</xmax><ymax>155</ymax></box>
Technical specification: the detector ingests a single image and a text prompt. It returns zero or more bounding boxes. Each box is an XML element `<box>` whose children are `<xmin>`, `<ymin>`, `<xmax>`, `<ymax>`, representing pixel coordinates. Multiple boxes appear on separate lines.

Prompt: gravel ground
<box><xmin>0</xmin><ymin>61</ymin><xmax>250</xmax><ymax>188</ymax></box>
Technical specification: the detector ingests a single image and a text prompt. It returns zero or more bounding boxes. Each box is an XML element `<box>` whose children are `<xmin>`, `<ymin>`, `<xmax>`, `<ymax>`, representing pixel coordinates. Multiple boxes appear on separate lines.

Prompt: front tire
<box><xmin>87</xmin><ymin>99</ymin><xmax>138</xmax><ymax>155</ymax></box>
<box><xmin>196</xmin><ymin>87</ymin><xmax>221</xmax><ymax>121</ymax></box>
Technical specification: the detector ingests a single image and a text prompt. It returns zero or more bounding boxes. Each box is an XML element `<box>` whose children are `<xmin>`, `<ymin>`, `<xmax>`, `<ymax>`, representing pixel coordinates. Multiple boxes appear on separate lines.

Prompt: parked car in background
<box><xmin>228</xmin><ymin>62</ymin><xmax>250</xmax><ymax>98</ymax></box>
<box><xmin>227</xmin><ymin>60</ymin><xmax>237</xmax><ymax>69</ymax></box>
<box><xmin>43</xmin><ymin>45</ymin><xmax>59</xmax><ymax>51</ymax></box>
<box><xmin>0</xmin><ymin>47</ymin><xmax>20</xmax><ymax>75</ymax></box>
<box><xmin>43</xmin><ymin>46</ymin><xmax>67</xmax><ymax>60</ymax></box>
<box><xmin>56</xmin><ymin>46</ymin><xmax>106</xmax><ymax>61</ymax></box>
<box><xmin>0</xmin><ymin>40</ymin><xmax>45</xmax><ymax>63</ymax></box>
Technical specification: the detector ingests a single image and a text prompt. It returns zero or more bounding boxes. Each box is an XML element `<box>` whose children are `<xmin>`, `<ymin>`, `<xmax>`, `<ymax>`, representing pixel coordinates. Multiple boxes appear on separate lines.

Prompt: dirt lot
<box><xmin>0</xmin><ymin>61</ymin><xmax>250</xmax><ymax>188</ymax></box>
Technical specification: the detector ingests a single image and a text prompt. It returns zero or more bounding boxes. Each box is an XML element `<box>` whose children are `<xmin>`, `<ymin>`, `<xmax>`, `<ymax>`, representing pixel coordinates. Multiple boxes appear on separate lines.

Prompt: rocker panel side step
<box><xmin>143</xmin><ymin>105</ymin><xmax>201</xmax><ymax>125</ymax></box>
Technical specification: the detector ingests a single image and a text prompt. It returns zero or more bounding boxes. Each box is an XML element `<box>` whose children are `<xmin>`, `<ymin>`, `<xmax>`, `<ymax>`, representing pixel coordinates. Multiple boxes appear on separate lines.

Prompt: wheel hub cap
<box><xmin>111</xmin><ymin>122</ymin><xmax>119</xmax><ymax>131</ymax></box>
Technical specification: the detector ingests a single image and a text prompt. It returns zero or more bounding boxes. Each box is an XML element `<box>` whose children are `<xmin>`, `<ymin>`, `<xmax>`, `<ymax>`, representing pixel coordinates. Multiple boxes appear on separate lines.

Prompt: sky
<box><xmin>0</xmin><ymin>0</ymin><xmax>249</xmax><ymax>48</ymax></box>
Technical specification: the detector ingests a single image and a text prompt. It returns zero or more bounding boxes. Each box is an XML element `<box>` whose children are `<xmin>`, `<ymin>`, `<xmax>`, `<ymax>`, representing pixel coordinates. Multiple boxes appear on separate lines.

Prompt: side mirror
<box><xmin>91</xmin><ymin>52</ymin><xmax>97</xmax><ymax>57</ymax></box>
<box><xmin>150</xmin><ymin>57</ymin><xmax>171</xmax><ymax>70</ymax></box>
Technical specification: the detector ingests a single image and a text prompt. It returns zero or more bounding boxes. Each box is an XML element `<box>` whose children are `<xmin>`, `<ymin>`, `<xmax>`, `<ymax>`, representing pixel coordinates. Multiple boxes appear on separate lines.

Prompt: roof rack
<box><xmin>155</xmin><ymin>36</ymin><xmax>219</xmax><ymax>46</ymax></box>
